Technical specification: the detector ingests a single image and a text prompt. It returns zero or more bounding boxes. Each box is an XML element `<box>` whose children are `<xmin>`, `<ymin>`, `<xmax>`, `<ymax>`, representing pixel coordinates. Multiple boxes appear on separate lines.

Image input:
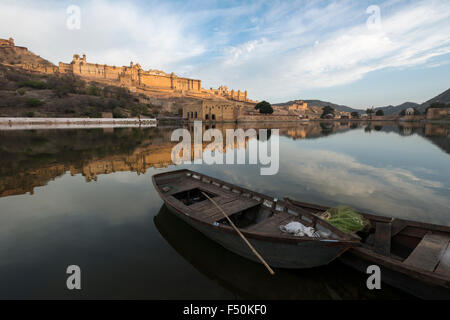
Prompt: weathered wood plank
<box><xmin>391</xmin><ymin>219</ymin><xmax>408</xmax><ymax>237</ymax></box>
<box><xmin>404</xmin><ymin>233</ymin><xmax>450</xmax><ymax>272</ymax></box>
<box><xmin>164</xmin><ymin>180</ymin><xmax>200</xmax><ymax>196</ymax></box>
<box><xmin>246</xmin><ymin>213</ymin><xmax>292</xmax><ymax>233</ymax></box>
<box><xmin>374</xmin><ymin>222</ymin><xmax>391</xmax><ymax>256</ymax></box>
<box><xmin>188</xmin><ymin>195</ymin><xmax>239</xmax><ymax>212</ymax></box>
<box><xmin>190</xmin><ymin>197</ymin><xmax>243</xmax><ymax>219</ymax></box>
<box><xmin>435</xmin><ymin>242</ymin><xmax>450</xmax><ymax>276</ymax></box>
<box><xmin>204</xmin><ymin>199</ymin><xmax>261</xmax><ymax>224</ymax></box>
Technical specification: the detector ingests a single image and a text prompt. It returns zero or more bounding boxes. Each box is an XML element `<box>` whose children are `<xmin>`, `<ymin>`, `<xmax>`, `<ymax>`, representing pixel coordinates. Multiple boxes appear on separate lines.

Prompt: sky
<box><xmin>0</xmin><ymin>0</ymin><xmax>449</xmax><ymax>109</ymax></box>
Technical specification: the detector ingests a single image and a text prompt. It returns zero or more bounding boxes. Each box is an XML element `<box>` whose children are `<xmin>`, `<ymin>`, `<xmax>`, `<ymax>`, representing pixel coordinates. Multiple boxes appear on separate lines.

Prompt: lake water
<box><xmin>0</xmin><ymin>121</ymin><xmax>449</xmax><ymax>299</ymax></box>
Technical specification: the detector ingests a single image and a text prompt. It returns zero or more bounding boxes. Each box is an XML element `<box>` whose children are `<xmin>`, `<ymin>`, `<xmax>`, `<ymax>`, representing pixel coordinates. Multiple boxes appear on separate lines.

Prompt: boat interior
<box><xmin>286</xmin><ymin>199</ymin><xmax>450</xmax><ymax>280</ymax></box>
<box><xmin>154</xmin><ymin>170</ymin><xmax>355</xmax><ymax>241</ymax></box>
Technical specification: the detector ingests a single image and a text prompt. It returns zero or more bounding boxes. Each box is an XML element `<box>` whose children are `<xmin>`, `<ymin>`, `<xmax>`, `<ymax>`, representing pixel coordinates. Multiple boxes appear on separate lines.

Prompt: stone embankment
<box><xmin>0</xmin><ymin>117</ymin><xmax>157</xmax><ymax>130</ymax></box>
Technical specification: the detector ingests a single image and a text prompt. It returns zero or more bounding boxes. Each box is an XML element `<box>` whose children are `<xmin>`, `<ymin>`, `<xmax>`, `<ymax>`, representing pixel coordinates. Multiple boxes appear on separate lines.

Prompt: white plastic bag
<box><xmin>280</xmin><ymin>221</ymin><xmax>319</xmax><ymax>237</ymax></box>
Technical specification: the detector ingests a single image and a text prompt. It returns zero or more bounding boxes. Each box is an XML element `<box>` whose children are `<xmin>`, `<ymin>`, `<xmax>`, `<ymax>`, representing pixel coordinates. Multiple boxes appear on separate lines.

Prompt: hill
<box><xmin>275</xmin><ymin>87</ymin><xmax>450</xmax><ymax>116</ymax></box>
<box><xmin>0</xmin><ymin>45</ymin><xmax>54</xmax><ymax>66</ymax></box>
<box><xmin>0</xmin><ymin>64</ymin><xmax>197</xmax><ymax>118</ymax></box>
<box><xmin>420</xmin><ymin>88</ymin><xmax>450</xmax><ymax>111</ymax></box>
<box><xmin>374</xmin><ymin>89</ymin><xmax>450</xmax><ymax>115</ymax></box>
<box><xmin>374</xmin><ymin>102</ymin><xmax>420</xmax><ymax>115</ymax></box>
<box><xmin>274</xmin><ymin>99</ymin><xmax>358</xmax><ymax>113</ymax></box>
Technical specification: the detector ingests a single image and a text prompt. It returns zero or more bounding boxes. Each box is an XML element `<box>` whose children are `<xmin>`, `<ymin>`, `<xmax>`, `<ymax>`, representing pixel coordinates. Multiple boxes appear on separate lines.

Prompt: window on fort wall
<box><xmin>212</xmin><ymin>114</ymin><xmax>216</xmax><ymax>120</ymax></box>
<box><xmin>205</xmin><ymin>114</ymin><xmax>209</xmax><ymax>120</ymax></box>
<box><xmin>195</xmin><ymin>112</ymin><xmax>197</xmax><ymax>118</ymax></box>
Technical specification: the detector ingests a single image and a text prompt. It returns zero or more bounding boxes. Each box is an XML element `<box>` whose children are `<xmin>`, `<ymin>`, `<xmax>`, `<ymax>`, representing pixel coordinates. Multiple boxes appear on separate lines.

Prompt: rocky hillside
<box><xmin>374</xmin><ymin>102</ymin><xmax>420</xmax><ymax>115</ymax></box>
<box><xmin>0</xmin><ymin>64</ymin><xmax>192</xmax><ymax>118</ymax></box>
<box><xmin>277</xmin><ymin>88</ymin><xmax>450</xmax><ymax>116</ymax></box>
<box><xmin>0</xmin><ymin>46</ymin><xmax>54</xmax><ymax>66</ymax></box>
<box><xmin>274</xmin><ymin>99</ymin><xmax>357</xmax><ymax>113</ymax></box>
<box><xmin>420</xmin><ymin>88</ymin><xmax>450</xmax><ymax>110</ymax></box>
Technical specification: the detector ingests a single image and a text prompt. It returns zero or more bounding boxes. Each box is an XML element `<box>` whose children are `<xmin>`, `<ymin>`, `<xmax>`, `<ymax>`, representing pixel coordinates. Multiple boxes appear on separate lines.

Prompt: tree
<box><xmin>255</xmin><ymin>100</ymin><xmax>273</xmax><ymax>114</ymax></box>
<box><xmin>130</xmin><ymin>104</ymin><xmax>148</xmax><ymax>120</ymax></box>
<box><xmin>320</xmin><ymin>105</ymin><xmax>335</xmax><ymax>118</ymax></box>
<box><xmin>366</xmin><ymin>107</ymin><xmax>374</xmax><ymax>119</ymax></box>
<box><xmin>375</xmin><ymin>109</ymin><xmax>384</xmax><ymax>116</ymax></box>
<box><xmin>351</xmin><ymin>111</ymin><xmax>360</xmax><ymax>119</ymax></box>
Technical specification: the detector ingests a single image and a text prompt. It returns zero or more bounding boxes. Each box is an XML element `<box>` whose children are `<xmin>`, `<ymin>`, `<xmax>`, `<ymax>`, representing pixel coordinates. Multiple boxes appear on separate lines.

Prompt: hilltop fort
<box><xmin>1</xmin><ymin>37</ymin><xmax>254</xmax><ymax>104</ymax></box>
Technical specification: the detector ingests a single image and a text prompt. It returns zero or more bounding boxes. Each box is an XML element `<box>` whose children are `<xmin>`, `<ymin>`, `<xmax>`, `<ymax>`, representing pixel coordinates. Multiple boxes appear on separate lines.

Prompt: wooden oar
<box><xmin>201</xmin><ymin>191</ymin><xmax>275</xmax><ymax>275</ymax></box>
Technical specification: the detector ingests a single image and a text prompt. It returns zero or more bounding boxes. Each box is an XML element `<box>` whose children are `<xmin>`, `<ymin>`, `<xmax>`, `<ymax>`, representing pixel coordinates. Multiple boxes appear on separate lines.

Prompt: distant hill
<box><xmin>374</xmin><ymin>89</ymin><xmax>450</xmax><ymax>115</ymax></box>
<box><xmin>274</xmin><ymin>99</ymin><xmax>358</xmax><ymax>113</ymax></box>
<box><xmin>419</xmin><ymin>88</ymin><xmax>450</xmax><ymax>111</ymax></box>
<box><xmin>374</xmin><ymin>102</ymin><xmax>420</xmax><ymax>115</ymax></box>
<box><xmin>275</xmin><ymin>88</ymin><xmax>450</xmax><ymax>116</ymax></box>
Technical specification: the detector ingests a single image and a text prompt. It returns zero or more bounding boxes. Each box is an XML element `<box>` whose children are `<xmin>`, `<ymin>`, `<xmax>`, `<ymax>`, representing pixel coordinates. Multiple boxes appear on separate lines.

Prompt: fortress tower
<box><xmin>0</xmin><ymin>37</ymin><xmax>15</xmax><ymax>47</ymax></box>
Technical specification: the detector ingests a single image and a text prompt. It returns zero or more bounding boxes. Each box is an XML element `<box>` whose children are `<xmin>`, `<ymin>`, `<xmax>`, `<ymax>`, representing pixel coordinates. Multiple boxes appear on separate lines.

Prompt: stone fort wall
<box><xmin>56</xmin><ymin>54</ymin><xmax>202</xmax><ymax>93</ymax></box>
<box><xmin>2</xmin><ymin>37</ymin><xmax>255</xmax><ymax>103</ymax></box>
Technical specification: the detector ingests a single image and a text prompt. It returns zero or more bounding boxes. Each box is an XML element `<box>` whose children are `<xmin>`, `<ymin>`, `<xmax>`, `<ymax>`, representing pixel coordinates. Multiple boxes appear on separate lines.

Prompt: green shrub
<box><xmin>19</xmin><ymin>80</ymin><xmax>47</xmax><ymax>89</ymax></box>
<box><xmin>113</xmin><ymin>107</ymin><xmax>126</xmax><ymax>118</ymax></box>
<box><xmin>17</xmin><ymin>88</ymin><xmax>25</xmax><ymax>95</ymax></box>
<box><xmin>25</xmin><ymin>98</ymin><xmax>45</xmax><ymax>108</ymax></box>
<box><xmin>25</xmin><ymin>111</ymin><xmax>35</xmax><ymax>117</ymax></box>
<box><xmin>87</xmin><ymin>85</ymin><xmax>101</xmax><ymax>96</ymax></box>
<box><xmin>83</xmin><ymin>106</ymin><xmax>101</xmax><ymax>118</ymax></box>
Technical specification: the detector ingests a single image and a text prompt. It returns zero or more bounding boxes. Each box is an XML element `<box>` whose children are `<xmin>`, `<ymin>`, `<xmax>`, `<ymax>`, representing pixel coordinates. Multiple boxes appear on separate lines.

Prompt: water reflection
<box><xmin>0</xmin><ymin>121</ymin><xmax>448</xmax><ymax>299</ymax></box>
<box><xmin>0</xmin><ymin>121</ymin><xmax>449</xmax><ymax>217</ymax></box>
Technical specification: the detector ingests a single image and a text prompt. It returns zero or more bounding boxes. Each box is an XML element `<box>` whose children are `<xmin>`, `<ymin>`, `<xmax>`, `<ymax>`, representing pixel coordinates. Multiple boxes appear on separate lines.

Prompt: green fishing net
<box><xmin>322</xmin><ymin>206</ymin><xmax>370</xmax><ymax>234</ymax></box>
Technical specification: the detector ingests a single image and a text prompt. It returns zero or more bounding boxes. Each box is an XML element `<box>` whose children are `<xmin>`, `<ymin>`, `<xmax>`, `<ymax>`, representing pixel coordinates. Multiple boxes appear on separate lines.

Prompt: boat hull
<box><xmin>164</xmin><ymin>202</ymin><xmax>348</xmax><ymax>269</ymax></box>
<box><xmin>340</xmin><ymin>249</ymin><xmax>450</xmax><ymax>300</ymax></box>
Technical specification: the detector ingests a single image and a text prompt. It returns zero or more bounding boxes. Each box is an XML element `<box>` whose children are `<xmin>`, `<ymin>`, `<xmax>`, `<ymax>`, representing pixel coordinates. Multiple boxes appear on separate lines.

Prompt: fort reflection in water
<box><xmin>0</xmin><ymin>121</ymin><xmax>449</xmax><ymax>199</ymax></box>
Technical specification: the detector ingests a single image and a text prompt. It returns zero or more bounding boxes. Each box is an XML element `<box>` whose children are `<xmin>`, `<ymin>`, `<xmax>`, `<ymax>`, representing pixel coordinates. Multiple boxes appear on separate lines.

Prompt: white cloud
<box><xmin>0</xmin><ymin>0</ymin><xmax>206</xmax><ymax>70</ymax></box>
<box><xmin>0</xmin><ymin>0</ymin><xmax>449</xmax><ymax>102</ymax></box>
<box><xmin>194</xmin><ymin>0</ymin><xmax>450</xmax><ymax>100</ymax></box>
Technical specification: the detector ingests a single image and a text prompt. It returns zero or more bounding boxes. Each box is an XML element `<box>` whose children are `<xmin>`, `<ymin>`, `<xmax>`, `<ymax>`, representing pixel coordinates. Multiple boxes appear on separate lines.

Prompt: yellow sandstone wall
<box><xmin>426</xmin><ymin>108</ymin><xmax>450</xmax><ymax>120</ymax></box>
<box><xmin>2</xmin><ymin>36</ymin><xmax>254</xmax><ymax>103</ymax></box>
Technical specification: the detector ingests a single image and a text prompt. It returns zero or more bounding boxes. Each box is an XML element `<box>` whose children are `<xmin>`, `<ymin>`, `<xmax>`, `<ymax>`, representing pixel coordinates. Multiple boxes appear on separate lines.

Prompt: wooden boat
<box><xmin>285</xmin><ymin>198</ymin><xmax>450</xmax><ymax>299</ymax></box>
<box><xmin>154</xmin><ymin>204</ymin><xmax>409</xmax><ymax>299</ymax></box>
<box><xmin>152</xmin><ymin>169</ymin><xmax>359</xmax><ymax>269</ymax></box>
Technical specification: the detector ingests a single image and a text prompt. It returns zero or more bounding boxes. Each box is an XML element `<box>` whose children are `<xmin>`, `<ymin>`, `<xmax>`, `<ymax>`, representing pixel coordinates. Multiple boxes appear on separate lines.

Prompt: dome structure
<box><xmin>405</xmin><ymin>108</ymin><xmax>415</xmax><ymax>115</ymax></box>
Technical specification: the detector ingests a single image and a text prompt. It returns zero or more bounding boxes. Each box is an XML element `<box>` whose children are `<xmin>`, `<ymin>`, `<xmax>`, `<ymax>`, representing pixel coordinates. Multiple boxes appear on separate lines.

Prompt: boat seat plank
<box><xmin>163</xmin><ymin>177</ymin><xmax>234</xmax><ymax>198</ymax></box>
<box><xmin>163</xmin><ymin>180</ymin><xmax>201</xmax><ymax>196</ymax></box>
<box><xmin>435</xmin><ymin>242</ymin><xmax>450</xmax><ymax>276</ymax></box>
<box><xmin>374</xmin><ymin>222</ymin><xmax>391</xmax><ymax>256</ymax></box>
<box><xmin>188</xmin><ymin>195</ymin><xmax>239</xmax><ymax>211</ymax></box>
<box><xmin>246</xmin><ymin>213</ymin><xmax>293</xmax><ymax>233</ymax></box>
<box><xmin>204</xmin><ymin>199</ymin><xmax>262</xmax><ymax>224</ymax></box>
<box><xmin>391</xmin><ymin>219</ymin><xmax>408</xmax><ymax>237</ymax></box>
<box><xmin>404</xmin><ymin>233</ymin><xmax>450</xmax><ymax>272</ymax></box>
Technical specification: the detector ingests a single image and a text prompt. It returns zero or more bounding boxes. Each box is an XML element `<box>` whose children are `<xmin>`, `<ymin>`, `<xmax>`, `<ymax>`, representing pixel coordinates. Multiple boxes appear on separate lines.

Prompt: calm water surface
<box><xmin>0</xmin><ymin>121</ymin><xmax>449</xmax><ymax>299</ymax></box>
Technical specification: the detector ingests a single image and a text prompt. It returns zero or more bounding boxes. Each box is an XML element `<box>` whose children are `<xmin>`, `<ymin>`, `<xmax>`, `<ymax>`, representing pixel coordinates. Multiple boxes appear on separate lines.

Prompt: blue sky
<box><xmin>1</xmin><ymin>0</ymin><xmax>449</xmax><ymax>109</ymax></box>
